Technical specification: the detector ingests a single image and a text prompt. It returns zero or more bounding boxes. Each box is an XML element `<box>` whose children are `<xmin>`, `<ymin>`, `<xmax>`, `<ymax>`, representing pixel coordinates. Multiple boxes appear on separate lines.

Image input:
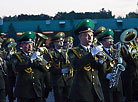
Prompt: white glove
<box><xmin>91</xmin><ymin>45</ymin><xmax>103</xmax><ymax>56</ymax></box>
<box><xmin>30</xmin><ymin>51</ymin><xmax>41</xmax><ymax>62</ymax></box>
<box><xmin>117</xmin><ymin>57</ymin><xmax>122</xmax><ymax>64</ymax></box>
<box><xmin>106</xmin><ymin>73</ymin><xmax>116</xmax><ymax>80</ymax></box>
<box><xmin>106</xmin><ymin>73</ymin><xmax>112</xmax><ymax>80</ymax></box>
<box><xmin>61</xmin><ymin>68</ymin><xmax>69</xmax><ymax>74</ymax></box>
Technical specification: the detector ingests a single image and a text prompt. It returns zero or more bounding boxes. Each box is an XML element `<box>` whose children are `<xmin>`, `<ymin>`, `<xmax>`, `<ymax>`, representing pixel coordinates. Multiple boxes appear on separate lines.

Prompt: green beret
<box><xmin>0</xmin><ymin>37</ymin><xmax>3</xmax><ymax>44</ymax></box>
<box><xmin>53</xmin><ymin>32</ymin><xmax>65</xmax><ymax>41</ymax></box>
<box><xmin>74</xmin><ymin>19</ymin><xmax>95</xmax><ymax>35</ymax></box>
<box><xmin>94</xmin><ymin>26</ymin><xmax>106</xmax><ymax>36</ymax></box>
<box><xmin>6</xmin><ymin>38</ymin><xmax>15</xmax><ymax>46</ymax></box>
<box><xmin>18</xmin><ymin>31</ymin><xmax>35</xmax><ymax>42</ymax></box>
<box><xmin>98</xmin><ymin>29</ymin><xmax>114</xmax><ymax>41</ymax></box>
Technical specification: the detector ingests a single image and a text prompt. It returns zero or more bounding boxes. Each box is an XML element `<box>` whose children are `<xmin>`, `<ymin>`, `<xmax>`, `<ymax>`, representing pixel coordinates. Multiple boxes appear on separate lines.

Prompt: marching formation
<box><xmin>0</xmin><ymin>19</ymin><xmax>138</xmax><ymax>102</ymax></box>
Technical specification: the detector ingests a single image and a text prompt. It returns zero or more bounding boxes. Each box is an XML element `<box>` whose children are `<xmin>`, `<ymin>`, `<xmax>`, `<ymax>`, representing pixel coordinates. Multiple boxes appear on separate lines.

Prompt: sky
<box><xmin>0</xmin><ymin>0</ymin><xmax>138</xmax><ymax>18</ymax></box>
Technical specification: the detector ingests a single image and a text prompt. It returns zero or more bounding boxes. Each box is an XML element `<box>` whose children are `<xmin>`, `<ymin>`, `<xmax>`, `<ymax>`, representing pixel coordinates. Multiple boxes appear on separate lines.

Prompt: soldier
<box><xmin>63</xmin><ymin>36</ymin><xmax>74</xmax><ymax>50</ymax></box>
<box><xmin>0</xmin><ymin>37</ymin><xmax>6</xmax><ymax>102</ymax></box>
<box><xmin>5</xmin><ymin>38</ymin><xmax>17</xmax><ymax>102</ymax></box>
<box><xmin>98</xmin><ymin>29</ymin><xmax>124</xmax><ymax>102</ymax></box>
<box><xmin>44</xmin><ymin>32</ymin><xmax>73</xmax><ymax>102</ymax></box>
<box><xmin>120</xmin><ymin>29</ymin><xmax>138</xmax><ymax>102</ymax></box>
<box><xmin>11</xmin><ymin>31</ymin><xmax>50</xmax><ymax>102</ymax></box>
<box><xmin>68</xmin><ymin>19</ymin><xmax>105</xmax><ymax>102</ymax></box>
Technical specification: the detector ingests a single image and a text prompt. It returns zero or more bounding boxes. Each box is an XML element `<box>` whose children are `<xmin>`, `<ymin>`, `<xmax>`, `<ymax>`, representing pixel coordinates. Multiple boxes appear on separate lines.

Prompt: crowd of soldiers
<box><xmin>0</xmin><ymin>19</ymin><xmax>138</xmax><ymax>102</ymax></box>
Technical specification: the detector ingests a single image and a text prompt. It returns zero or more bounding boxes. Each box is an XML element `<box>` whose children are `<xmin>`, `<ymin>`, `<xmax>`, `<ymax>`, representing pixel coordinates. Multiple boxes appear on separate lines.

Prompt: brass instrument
<box><xmin>7</xmin><ymin>42</ymin><xmax>17</xmax><ymax>54</ymax></box>
<box><xmin>120</xmin><ymin>28</ymin><xmax>138</xmax><ymax>59</ymax></box>
<box><xmin>7</xmin><ymin>42</ymin><xmax>17</xmax><ymax>60</ymax></box>
<box><xmin>92</xmin><ymin>38</ymin><xmax>115</xmax><ymax>64</ymax></box>
<box><xmin>31</xmin><ymin>33</ymin><xmax>50</xmax><ymax>69</ymax></box>
<box><xmin>35</xmin><ymin>33</ymin><xmax>48</xmax><ymax>51</ymax></box>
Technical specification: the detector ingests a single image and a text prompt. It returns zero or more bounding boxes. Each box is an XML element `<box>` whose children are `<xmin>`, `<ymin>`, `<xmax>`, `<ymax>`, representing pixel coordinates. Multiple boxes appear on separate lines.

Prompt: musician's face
<box><xmin>102</xmin><ymin>38</ymin><xmax>113</xmax><ymax>48</ymax></box>
<box><xmin>21</xmin><ymin>42</ymin><xmax>34</xmax><ymax>53</ymax></box>
<box><xmin>54</xmin><ymin>40</ymin><xmax>64</xmax><ymax>49</ymax></box>
<box><xmin>78</xmin><ymin>31</ymin><xmax>93</xmax><ymax>46</ymax></box>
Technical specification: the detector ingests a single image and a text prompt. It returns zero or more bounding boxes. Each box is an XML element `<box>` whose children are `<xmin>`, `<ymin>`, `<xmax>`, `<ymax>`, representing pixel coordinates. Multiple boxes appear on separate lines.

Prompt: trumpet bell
<box><xmin>120</xmin><ymin>28</ymin><xmax>137</xmax><ymax>43</ymax></box>
<box><xmin>36</xmin><ymin>33</ymin><xmax>48</xmax><ymax>49</ymax></box>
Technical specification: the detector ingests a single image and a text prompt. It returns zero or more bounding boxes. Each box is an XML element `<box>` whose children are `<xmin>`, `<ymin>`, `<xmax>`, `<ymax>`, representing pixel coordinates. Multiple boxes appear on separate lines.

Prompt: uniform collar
<box><xmin>80</xmin><ymin>44</ymin><xmax>90</xmax><ymax>52</ymax></box>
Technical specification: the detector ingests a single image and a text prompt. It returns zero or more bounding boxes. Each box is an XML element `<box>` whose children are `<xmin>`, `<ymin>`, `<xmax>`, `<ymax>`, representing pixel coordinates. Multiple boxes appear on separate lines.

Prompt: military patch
<box><xmin>24</xmin><ymin>67</ymin><xmax>32</xmax><ymax>73</ymax></box>
<box><xmin>84</xmin><ymin>63</ymin><xmax>91</xmax><ymax>71</ymax></box>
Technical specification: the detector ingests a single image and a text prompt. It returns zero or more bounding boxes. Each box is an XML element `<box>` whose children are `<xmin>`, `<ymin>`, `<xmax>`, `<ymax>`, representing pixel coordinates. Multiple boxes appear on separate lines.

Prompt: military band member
<box><xmin>121</xmin><ymin>29</ymin><xmax>138</xmax><ymax>102</ymax></box>
<box><xmin>0</xmin><ymin>37</ymin><xmax>6</xmax><ymax>102</ymax></box>
<box><xmin>11</xmin><ymin>31</ymin><xmax>50</xmax><ymax>102</ymax></box>
<box><xmin>44</xmin><ymin>32</ymin><xmax>73</xmax><ymax>102</ymax></box>
<box><xmin>63</xmin><ymin>36</ymin><xmax>74</xmax><ymax>50</ymax></box>
<box><xmin>98</xmin><ymin>29</ymin><xmax>123</xmax><ymax>102</ymax></box>
<box><xmin>5</xmin><ymin>38</ymin><xmax>17</xmax><ymax>102</ymax></box>
<box><xmin>68</xmin><ymin>19</ymin><xmax>105</xmax><ymax>102</ymax></box>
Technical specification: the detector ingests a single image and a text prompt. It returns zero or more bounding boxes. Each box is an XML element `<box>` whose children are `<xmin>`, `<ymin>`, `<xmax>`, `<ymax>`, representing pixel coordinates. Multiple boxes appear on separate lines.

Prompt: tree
<box><xmin>6</xmin><ymin>23</ymin><xmax>17</xmax><ymax>41</ymax></box>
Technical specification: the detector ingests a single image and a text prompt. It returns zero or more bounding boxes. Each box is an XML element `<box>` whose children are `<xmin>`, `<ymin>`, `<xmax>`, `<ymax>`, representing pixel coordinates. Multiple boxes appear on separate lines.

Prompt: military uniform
<box><xmin>63</xmin><ymin>36</ymin><xmax>74</xmax><ymax>50</ymax></box>
<box><xmin>68</xmin><ymin>19</ymin><xmax>104</xmax><ymax>102</ymax></box>
<box><xmin>5</xmin><ymin>38</ymin><xmax>16</xmax><ymax>102</ymax></box>
<box><xmin>120</xmin><ymin>29</ymin><xmax>138</xmax><ymax>102</ymax></box>
<box><xmin>44</xmin><ymin>32</ymin><xmax>73</xmax><ymax>102</ymax></box>
<box><xmin>11</xmin><ymin>31</ymin><xmax>50</xmax><ymax>102</ymax></box>
<box><xmin>0</xmin><ymin>37</ymin><xmax>7</xmax><ymax>102</ymax></box>
<box><xmin>98</xmin><ymin>29</ymin><xmax>123</xmax><ymax>102</ymax></box>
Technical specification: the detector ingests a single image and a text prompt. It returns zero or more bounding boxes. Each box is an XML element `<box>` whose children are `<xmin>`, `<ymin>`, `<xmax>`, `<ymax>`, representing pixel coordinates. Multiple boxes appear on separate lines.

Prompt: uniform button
<box><xmin>93</xmin><ymin>83</ymin><xmax>95</xmax><ymax>85</ymax></box>
<box><xmin>33</xmin><ymin>83</ymin><xmax>35</xmax><ymax>85</ymax></box>
<box><xmin>32</xmin><ymin>77</ymin><xmax>34</xmax><ymax>79</ymax></box>
<box><xmin>92</xmin><ymin>76</ymin><xmax>94</xmax><ymax>78</ymax></box>
<box><xmin>92</xmin><ymin>69</ymin><xmax>94</xmax><ymax>71</ymax></box>
<box><xmin>32</xmin><ymin>72</ymin><xmax>34</xmax><ymax>74</ymax></box>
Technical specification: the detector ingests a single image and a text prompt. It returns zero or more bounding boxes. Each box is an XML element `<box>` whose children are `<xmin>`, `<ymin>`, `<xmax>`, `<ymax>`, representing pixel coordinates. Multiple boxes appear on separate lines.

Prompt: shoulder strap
<box><xmin>15</xmin><ymin>53</ymin><xmax>22</xmax><ymax>63</ymax></box>
<box><xmin>72</xmin><ymin>49</ymin><xmax>81</xmax><ymax>59</ymax></box>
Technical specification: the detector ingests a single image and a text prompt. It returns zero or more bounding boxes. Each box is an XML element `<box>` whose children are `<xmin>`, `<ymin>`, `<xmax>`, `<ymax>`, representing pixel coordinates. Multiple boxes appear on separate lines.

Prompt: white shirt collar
<box><xmin>80</xmin><ymin>44</ymin><xmax>90</xmax><ymax>51</ymax></box>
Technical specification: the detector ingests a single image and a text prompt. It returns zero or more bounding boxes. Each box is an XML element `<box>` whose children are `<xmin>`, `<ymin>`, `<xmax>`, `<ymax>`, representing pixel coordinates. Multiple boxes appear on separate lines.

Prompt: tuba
<box><xmin>120</xmin><ymin>28</ymin><xmax>138</xmax><ymax>59</ymax></box>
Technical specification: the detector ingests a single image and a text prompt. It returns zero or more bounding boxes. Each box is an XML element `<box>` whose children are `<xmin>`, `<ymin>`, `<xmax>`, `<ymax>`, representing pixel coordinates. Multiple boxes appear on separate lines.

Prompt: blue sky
<box><xmin>0</xmin><ymin>0</ymin><xmax>138</xmax><ymax>18</ymax></box>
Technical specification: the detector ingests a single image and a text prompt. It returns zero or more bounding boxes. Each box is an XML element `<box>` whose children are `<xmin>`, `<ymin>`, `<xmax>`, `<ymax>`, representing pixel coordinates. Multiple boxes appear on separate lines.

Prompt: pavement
<box><xmin>6</xmin><ymin>91</ymin><xmax>55</xmax><ymax>102</ymax></box>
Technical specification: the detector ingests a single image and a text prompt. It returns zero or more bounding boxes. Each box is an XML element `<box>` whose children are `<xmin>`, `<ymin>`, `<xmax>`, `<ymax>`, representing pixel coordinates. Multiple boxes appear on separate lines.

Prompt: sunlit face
<box><xmin>21</xmin><ymin>42</ymin><xmax>34</xmax><ymax>53</ymax></box>
<box><xmin>102</xmin><ymin>38</ymin><xmax>113</xmax><ymax>48</ymax></box>
<box><xmin>78</xmin><ymin>31</ymin><xmax>93</xmax><ymax>46</ymax></box>
<box><xmin>54</xmin><ymin>40</ymin><xmax>64</xmax><ymax>49</ymax></box>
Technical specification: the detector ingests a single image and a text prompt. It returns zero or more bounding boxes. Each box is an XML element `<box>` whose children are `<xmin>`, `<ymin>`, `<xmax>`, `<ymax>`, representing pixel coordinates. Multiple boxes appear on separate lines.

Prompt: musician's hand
<box><xmin>117</xmin><ymin>57</ymin><xmax>122</xmax><ymax>64</ymax></box>
<box><xmin>30</xmin><ymin>51</ymin><xmax>40</xmax><ymax>62</ymax></box>
<box><xmin>106</xmin><ymin>73</ymin><xmax>112</xmax><ymax>80</ymax></box>
<box><xmin>0</xmin><ymin>57</ymin><xmax>3</xmax><ymax>65</ymax></box>
<box><xmin>91</xmin><ymin>45</ymin><xmax>103</xmax><ymax>56</ymax></box>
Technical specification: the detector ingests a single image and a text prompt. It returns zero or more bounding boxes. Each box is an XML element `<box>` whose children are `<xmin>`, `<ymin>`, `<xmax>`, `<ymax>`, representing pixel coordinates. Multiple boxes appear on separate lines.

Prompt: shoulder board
<box><xmin>15</xmin><ymin>51</ymin><xmax>22</xmax><ymax>63</ymax></box>
<box><xmin>71</xmin><ymin>47</ymin><xmax>81</xmax><ymax>59</ymax></box>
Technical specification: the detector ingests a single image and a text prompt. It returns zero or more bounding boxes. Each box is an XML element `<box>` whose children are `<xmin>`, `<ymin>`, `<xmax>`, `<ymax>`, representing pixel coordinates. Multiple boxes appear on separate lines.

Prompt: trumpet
<box><xmin>92</xmin><ymin>38</ymin><xmax>115</xmax><ymax>64</ymax></box>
